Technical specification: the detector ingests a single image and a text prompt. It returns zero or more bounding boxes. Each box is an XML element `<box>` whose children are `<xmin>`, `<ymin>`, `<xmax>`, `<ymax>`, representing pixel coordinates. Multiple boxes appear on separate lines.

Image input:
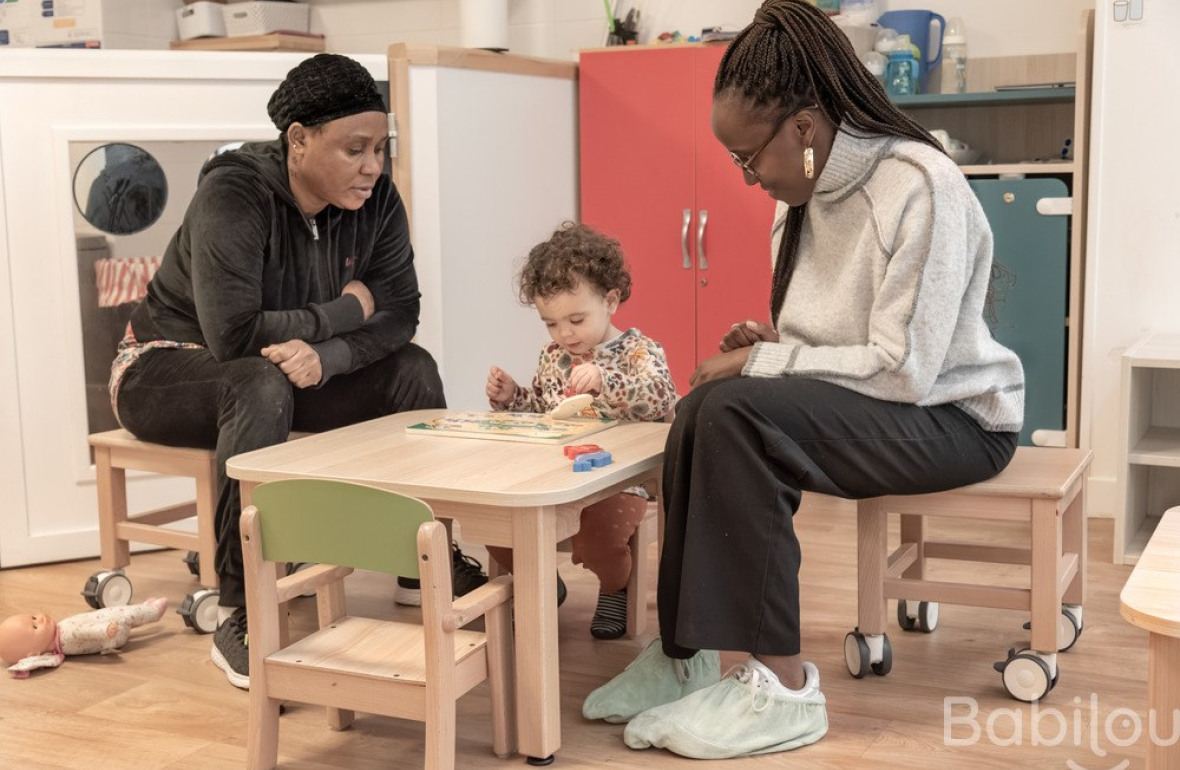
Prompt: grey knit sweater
<box><xmin>743</xmin><ymin>129</ymin><xmax>1024</xmax><ymax>433</ymax></box>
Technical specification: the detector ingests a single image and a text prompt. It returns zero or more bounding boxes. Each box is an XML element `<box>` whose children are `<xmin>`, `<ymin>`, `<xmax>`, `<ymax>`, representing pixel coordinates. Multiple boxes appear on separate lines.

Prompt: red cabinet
<box><xmin>580</xmin><ymin>45</ymin><xmax>776</xmax><ymax>393</ymax></box>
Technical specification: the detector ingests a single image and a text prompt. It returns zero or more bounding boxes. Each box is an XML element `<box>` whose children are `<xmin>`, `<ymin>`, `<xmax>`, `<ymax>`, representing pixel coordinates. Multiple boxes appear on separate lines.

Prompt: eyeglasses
<box><xmin>728</xmin><ymin>105</ymin><xmax>817</xmax><ymax>183</ymax></box>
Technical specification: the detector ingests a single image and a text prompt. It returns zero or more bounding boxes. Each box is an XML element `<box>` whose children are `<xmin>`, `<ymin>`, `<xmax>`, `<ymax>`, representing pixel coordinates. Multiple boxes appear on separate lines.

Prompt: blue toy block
<box><xmin>571</xmin><ymin>451</ymin><xmax>612</xmax><ymax>472</ymax></box>
<box><xmin>583</xmin><ymin>451</ymin><xmax>613</xmax><ymax>467</ymax></box>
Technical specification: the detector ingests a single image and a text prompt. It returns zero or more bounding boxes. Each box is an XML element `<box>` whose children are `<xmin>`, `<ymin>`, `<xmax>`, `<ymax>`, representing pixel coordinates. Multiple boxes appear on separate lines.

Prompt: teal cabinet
<box><xmin>969</xmin><ymin>178</ymin><xmax>1070</xmax><ymax>446</ymax></box>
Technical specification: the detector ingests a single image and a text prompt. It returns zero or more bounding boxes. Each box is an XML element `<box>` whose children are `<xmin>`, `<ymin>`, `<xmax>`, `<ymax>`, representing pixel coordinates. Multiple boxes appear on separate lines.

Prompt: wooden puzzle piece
<box><xmin>549</xmin><ymin>393</ymin><xmax>594</xmax><ymax>420</ymax></box>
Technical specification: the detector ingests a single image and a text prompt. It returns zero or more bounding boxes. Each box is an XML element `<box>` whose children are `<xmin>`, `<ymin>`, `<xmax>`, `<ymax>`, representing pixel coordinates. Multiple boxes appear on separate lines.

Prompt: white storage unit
<box><xmin>0</xmin><ymin>50</ymin><xmax>383</xmax><ymax>567</ymax></box>
<box><xmin>1116</xmin><ymin>333</ymin><xmax>1180</xmax><ymax>564</ymax></box>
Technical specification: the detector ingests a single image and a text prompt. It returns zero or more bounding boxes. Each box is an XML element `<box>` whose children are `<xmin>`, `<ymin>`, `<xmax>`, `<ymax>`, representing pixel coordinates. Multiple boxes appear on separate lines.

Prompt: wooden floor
<box><xmin>0</xmin><ymin>496</ymin><xmax>1155</xmax><ymax>769</ymax></box>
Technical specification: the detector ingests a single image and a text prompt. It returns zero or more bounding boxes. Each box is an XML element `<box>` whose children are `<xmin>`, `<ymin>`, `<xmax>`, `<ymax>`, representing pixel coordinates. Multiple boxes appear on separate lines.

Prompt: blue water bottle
<box><xmin>886</xmin><ymin>49</ymin><xmax>919</xmax><ymax>97</ymax></box>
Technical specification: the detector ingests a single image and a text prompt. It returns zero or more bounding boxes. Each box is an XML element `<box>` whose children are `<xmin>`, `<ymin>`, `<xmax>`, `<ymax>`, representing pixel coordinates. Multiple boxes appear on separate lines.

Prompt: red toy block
<box><xmin>563</xmin><ymin>443</ymin><xmax>603</xmax><ymax>459</ymax></box>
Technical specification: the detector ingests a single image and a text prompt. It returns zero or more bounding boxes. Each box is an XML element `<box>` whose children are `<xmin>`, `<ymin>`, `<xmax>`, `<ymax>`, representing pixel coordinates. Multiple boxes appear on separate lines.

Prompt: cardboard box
<box><xmin>0</xmin><ymin>0</ymin><xmax>179</xmax><ymax>49</ymax></box>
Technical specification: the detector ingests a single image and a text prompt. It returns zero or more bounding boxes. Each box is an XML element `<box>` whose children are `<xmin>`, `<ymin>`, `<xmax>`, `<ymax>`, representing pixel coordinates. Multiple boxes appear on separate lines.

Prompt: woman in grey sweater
<box><xmin>583</xmin><ymin>0</ymin><xmax>1023</xmax><ymax>758</ymax></box>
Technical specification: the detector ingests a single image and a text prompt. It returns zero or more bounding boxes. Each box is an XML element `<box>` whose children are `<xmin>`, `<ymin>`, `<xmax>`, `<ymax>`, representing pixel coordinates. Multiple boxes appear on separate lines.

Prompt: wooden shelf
<box><xmin>893</xmin><ymin>87</ymin><xmax>1075</xmax><ymax>108</ymax></box>
<box><xmin>170</xmin><ymin>33</ymin><xmax>325</xmax><ymax>53</ymax></box>
<box><xmin>1126</xmin><ymin>333</ymin><xmax>1180</xmax><ymax>368</ymax></box>
<box><xmin>1124</xmin><ymin>514</ymin><xmax>1163</xmax><ymax>566</ymax></box>
<box><xmin>1130</xmin><ymin>428</ymin><xmax>1180</xmax><ymax>468</ymax></box>
<box><xmin>958</xmin><ymin>162</ymin><xmax>1076</xmax><ymax>176</ymax></box>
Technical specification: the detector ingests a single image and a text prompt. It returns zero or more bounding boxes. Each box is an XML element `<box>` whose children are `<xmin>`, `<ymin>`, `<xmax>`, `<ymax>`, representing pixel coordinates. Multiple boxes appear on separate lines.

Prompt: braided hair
<box><xmin>715</xmin><ymin>0</ymin><xmax>944</xmax><ymax>319</ymax></box>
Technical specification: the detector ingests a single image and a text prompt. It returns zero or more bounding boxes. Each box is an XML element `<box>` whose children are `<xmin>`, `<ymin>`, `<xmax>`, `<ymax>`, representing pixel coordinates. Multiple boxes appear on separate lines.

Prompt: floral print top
<box><xmin>499</xmin><ymin>328</ymin><xmax>677</xmax><ymax>421</ymax></box>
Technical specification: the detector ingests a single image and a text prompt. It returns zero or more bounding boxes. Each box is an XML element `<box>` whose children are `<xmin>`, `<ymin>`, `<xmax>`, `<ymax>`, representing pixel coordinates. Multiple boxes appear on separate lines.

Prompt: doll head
<box><xmin>0</xmin><ymin>612</ymin><xmax>58</xmax><ymax>665</ymax></box>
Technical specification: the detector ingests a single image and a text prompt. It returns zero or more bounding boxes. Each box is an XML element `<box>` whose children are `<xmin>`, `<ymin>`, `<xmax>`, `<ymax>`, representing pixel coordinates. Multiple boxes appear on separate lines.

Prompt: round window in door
<box><xmin>72</xmin><ymin>142</ymin><xmax>168</xmax><ymax>235</ymax></box>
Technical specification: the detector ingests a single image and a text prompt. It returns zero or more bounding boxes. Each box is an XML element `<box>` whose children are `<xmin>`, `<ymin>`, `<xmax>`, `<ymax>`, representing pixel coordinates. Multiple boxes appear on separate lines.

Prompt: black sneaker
<box><xmin>590</xmin><ymin>589</ymin><xmax>628</xmax><ymax>640</ymax></box>
<box><xmin>211</xmin><ymin>607</ymin><xmax>250</xmax><ymax>689</ymax></box>
<box><xmin>452</xmin><ymin>544</ymin><xmax>488</xmax><ymax>597</ymax></box>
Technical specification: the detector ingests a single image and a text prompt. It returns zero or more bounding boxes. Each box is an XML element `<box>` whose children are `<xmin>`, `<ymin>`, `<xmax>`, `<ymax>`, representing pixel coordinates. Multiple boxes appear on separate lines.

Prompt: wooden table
<box><xmin>227</xmin><ymin>409</ymin><xmax>669</xmax><ymax>763</ymax></box>
<box><xmin>1121</xmin><ymin>506</ymin><xmax>1180</xmax><ymax>769</ymax></box>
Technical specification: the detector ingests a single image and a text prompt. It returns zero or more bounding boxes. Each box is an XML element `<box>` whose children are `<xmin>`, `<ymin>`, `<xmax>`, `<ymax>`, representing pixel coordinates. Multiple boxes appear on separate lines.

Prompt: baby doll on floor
<box><xmin>0</xmin><ymin>597</ymin><xmax>168</xmax><ymax>678</ymax></box>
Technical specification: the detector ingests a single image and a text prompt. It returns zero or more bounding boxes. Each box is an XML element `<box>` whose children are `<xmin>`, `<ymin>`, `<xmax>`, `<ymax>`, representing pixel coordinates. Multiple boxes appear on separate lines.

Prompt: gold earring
<box><xmin>803</xmin><ymin>146</ymin><xmax>815</xmax><ymax>180</ymax></box>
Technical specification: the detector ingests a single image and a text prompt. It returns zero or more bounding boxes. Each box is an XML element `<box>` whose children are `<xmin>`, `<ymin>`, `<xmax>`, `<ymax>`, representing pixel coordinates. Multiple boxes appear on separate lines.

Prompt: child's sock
<box><xmin>590</xmin><ymin>589</ymin><xmax>628</xmax><ymax>640</ymax></box>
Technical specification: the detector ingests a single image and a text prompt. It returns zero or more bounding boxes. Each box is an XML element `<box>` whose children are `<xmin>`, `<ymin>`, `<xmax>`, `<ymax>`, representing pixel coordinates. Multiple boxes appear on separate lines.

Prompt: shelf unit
<box><xmin>896</xmin><ymin>11</ymin><xmax>1093</xmax><ymax>448</ymax></box>
<box><xmin>892</xmin><ymin>87</ymin><xmax>1075</xmax><ymax>108</ymax></box>
<box><xmin>1117</xmin><ymin>334</ymin><xmax>1180</xmax><ymax>565</ymax></box>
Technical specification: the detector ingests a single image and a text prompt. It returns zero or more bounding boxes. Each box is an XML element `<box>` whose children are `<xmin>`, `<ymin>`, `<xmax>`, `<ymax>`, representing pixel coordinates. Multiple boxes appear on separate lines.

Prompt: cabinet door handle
<box><xmin>697</xmin><ymin>209</ymin><xmax>709</xmax><ymax>270</ymax></box>
<box><xmin>680</xmin><ymin>208</ymin><xmax>692</xmax><ymax>269</ymax></box>
<box><xmin>1036</xmin><ymin>197</ymin><xmax>1073</xmax><ymax>216</ymax></box>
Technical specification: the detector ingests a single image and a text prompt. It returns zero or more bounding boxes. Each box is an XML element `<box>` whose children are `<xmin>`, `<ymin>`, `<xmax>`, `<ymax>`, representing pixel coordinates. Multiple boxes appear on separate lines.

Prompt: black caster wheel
<box><xmin>81</xmin><ymin>570</ymin><xmax>133</xmax><ymax>609</ymax></box>
<box><xmin>1022</xmin><ymin>605</ymin><xmax>1083</xmax><ymax>652</ymax></box>
<box><xmin>183</xmin><ymin>550</ymin><xmax>201</xmax><ymax>577</ymax></box>
<box><xmin>897</xmin><ymin>600</ymin><xmax>939</xmax><ymax>633</ymax></box>
<box><xmin>844</xmin><ymin>629</ymin><xmax>892</xmax><ymax>678</ymax></box>
<box><xmin>525</xmin><ymin>755</ymin><xmax>555</xmax><ymax>766</ymax></box>
<box><xmin>177</xmin><ymin>588</ymin><xmax>220</xmax><ymax>634</ymax></box>
<box><xmin>896</xmin><ymin>600</ymin><xmax>916</xmax><ymax>631</ymax></box>
<box><xmin>993</xmin><ymin>647</ymin><xmax>1054</xmax><ymax>702</ymax></box>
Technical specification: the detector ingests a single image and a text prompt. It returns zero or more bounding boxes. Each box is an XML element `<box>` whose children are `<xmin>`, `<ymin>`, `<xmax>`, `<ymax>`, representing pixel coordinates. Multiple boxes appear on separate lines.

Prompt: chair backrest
<box><xmin>250</xmin><ymin>479</ymin><xmax>434</xmax><ymax>579</ymax></box>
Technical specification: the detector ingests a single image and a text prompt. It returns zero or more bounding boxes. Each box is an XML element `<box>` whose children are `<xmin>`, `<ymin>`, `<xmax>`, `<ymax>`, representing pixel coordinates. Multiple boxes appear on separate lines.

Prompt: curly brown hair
<box><xmin>518</xmin><ymin>222</ymin><xmax>633</xmax><ymax>305</ymax></box>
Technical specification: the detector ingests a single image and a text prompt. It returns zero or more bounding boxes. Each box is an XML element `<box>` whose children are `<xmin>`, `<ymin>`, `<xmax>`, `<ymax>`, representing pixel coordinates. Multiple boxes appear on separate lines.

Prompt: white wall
<box><xmin>1082</xmin><ymin>0</ymin><xmax>1180</xmax><ymax>521</ymax></box>
<box><xmin>308</xmin><ymin>0</ymin><xmax>1095</xmax><ymax>59</ymax></box>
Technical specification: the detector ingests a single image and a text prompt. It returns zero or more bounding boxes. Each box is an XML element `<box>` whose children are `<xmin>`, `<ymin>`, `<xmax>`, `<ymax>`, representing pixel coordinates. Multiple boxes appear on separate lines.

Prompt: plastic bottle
<box><xmin>886</xmin><ymin>49</ymin><xmax>917</xmax><ymax>97</ymax></box>
<box><xmin>840</xmin><ymin>0</ymin><xmax>880</xmax><ymax>26</ymax></box>
<box><xmin>943</xmin><ymin>17</ymin><xmax>968</xmax><ymax>93</ymax></box>
<box><xmin>862</xmin><ymin>50</ymin><xmax>888</xmax><ymax>89</ymax></box>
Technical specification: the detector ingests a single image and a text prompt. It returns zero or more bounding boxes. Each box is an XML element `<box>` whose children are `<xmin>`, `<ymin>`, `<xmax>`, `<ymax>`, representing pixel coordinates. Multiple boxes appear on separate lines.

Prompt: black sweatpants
<box><xmin>115</xmin><ymin>343</ymin><xmax>446</xmax><ymax>606</ymax></box>
<box><xmin>659</xmin><ymin>376</ymin><xmax>1017</xmax><ymax>659</ymax></box>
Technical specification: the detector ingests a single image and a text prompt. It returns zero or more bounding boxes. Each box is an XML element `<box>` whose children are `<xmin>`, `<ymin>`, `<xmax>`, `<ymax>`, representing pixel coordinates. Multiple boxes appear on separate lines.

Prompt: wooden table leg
<box><xmin>512</xmin><ymin>504</ymin><xmax>561</xmax><ymax>763</ymax></box>
<box><xmin>1148</xmin><ymin>632</ymin><xmax>1180</xmax><ymax>770</ymax></box>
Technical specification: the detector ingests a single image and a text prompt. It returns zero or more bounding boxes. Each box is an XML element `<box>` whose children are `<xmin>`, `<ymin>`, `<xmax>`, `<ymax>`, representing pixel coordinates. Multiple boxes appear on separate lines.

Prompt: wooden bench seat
<box><xmin>848</xmin><ymin>446</ymin><xmax>1093</xmax><ymax>702</ymax></box>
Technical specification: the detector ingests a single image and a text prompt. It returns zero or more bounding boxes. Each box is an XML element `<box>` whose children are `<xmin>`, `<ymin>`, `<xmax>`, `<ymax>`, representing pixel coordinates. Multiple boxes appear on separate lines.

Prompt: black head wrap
<box><xmin>267</xmin><ymin>53</ymin><xmax>385</xmax><ymax>133</ymax></box>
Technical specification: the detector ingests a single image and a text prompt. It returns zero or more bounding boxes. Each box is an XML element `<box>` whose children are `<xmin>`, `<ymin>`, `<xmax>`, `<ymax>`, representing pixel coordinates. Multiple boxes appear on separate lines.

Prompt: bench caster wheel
<box><xmin>81</xmin><ymin>570</ymin><xmax>132</xmax><ymax>609</ymax></box>
<box><xmin>183</xmin><ymin>550</ymin><xmax>201</xmax><ymax>577</ymax></box>
<box><xmin>897</xmin><ymin>600</ymin><xmax>938</xmax><ymax>633</ymax></box>
<box><xmin>1022</xmin><ymin>605</ymin><xmax>1083</xmax><ymax>652</ymax></box>
<box><xmin>178</xmin><ymin>588</ymin><xmax>220</xmax><ymax>634</ymax></box>
<box><xmin>994</xmin><ymin>647</ymin><xmax>1056</xmax><ymax>702</ymax></box>
<box><xmin>845</xmin><ymin>629</ymin><xmax>892</xmax><ymax>678</ymax></box>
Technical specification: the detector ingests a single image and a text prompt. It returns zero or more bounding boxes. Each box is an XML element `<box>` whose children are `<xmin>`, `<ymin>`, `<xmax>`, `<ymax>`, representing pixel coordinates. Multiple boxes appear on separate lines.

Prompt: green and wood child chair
<box><xmin>241</xmin><ymin>479</ymin><xmax>516</xmax><ymax>770</ymax></box>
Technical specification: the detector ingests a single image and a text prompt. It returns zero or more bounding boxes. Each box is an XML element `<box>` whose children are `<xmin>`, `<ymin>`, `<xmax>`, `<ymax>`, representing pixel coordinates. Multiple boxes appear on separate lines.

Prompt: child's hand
<box><xmin>567</xmin><ymin>363</ymin><xmax>603</xmax><ymax>396</ymax></box>
<box><xmin>486</xmin><ymin>366</ymin><xmax>517</xmax><ymax>408</ymax></box>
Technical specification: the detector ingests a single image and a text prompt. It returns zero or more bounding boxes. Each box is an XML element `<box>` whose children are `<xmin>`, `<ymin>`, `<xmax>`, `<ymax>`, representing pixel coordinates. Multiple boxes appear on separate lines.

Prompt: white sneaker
<box><xmin>394</xmin><ymin>576</ymin><xmax>421</xmax><ymax>607</ymax></box>
<box><xmin>623</xmin><ymin>657</ymin><xmax>828</xmax><ymax>758</ymax></box>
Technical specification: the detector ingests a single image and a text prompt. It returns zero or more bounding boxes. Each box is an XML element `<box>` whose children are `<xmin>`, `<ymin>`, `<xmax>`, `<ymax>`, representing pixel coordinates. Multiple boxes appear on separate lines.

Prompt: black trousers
<box><xmin>116</xmin><ymin>343</ymin><xmax>446</xmax><ymax>606</ymax></box>
<box><xmin>659</xmin><ymin>376</ymin><xmax>1017</xmax><ymax>659</ymax></box>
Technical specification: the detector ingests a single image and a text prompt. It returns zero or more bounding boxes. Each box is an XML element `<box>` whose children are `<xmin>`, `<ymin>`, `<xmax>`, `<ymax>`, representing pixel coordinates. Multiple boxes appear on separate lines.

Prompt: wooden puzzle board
<box><xmin>405</xmin><ymin>411</ymin><xmax>616</xmax><ymax>444</ymax></box>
